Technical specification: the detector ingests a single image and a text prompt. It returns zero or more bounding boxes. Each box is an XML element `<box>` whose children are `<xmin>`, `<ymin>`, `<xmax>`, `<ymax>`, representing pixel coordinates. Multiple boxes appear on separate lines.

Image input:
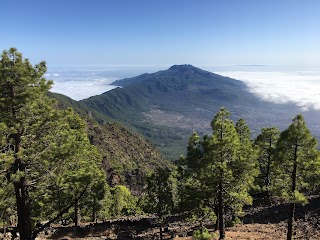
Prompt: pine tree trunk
<box><xmin>14</xmin><ymin>177</ymin><xmax>32</xmax><ymax>240</ymax></box>
<box><xmin>159</xmin><ymin>222</ymin><xmax>163</xmax><ymax>240</ymax></box>
<box><xmin>218</xmin><ymin>126</ymin><xmax>225</xmax><ymax>240</ymax></box>
<box><xmin>287</xmin><ymin>144</ymin><xmax>298</xmax><ymax>240</ymax></box>
<box><xmin>265</xmin><ymin>138</ymin><xmax>272</xmax><ymax>197</ymax></box>
<box><xmin>214</xmin><ymin>202</ymin><xmax>219</xmax><ymax>231</ymax></box>
<box><xmin>92</xmin><ymin>204</ymin><xmax>97</xmax><ymax>223</ymax></box>
<box><xmin>287</xmin><ymin>202</ymin><xmax>295</xmax><ymax>240</ymax></box>
<box><xmin>13</xmin><ymin>131</ymin><xmax>32</xmax><ymax>240</ymax></box>
<box><xmin>218</xmin><ymin>181</ymin><xmax>225</xmax><ymax>240</ymax></box>
<box><xmin>74</xmin><ymin>200</ymin><xmax>80</xmax><ymax>228</ymax></box>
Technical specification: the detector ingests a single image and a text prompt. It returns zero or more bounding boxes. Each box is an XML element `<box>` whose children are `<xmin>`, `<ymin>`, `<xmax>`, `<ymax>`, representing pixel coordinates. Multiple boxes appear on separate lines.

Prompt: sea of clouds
<box><xmin>47</xmin><ymin>71</ymin><xmax>118</xmax><ymax>101</ymax></box>
<box><xmin>47</xmin><ymin>65</ymin><xmax>320</xmax><ymax>112</ymax></box>
<box><xmin>47</xmin><ymin>65</ymin><xmax>162</xmax><ymax>100</ymax></box>
<box><xmin>216</xmin><ymin>70</ymin><xmax>320</xmax><ymax>111</ymax></box>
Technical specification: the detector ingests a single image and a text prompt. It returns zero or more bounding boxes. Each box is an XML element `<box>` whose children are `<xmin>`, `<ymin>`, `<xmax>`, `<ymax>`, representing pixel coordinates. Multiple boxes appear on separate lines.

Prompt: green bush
<box><xmin>226</xmin><ymin>217</ymin><xmax>242</xmax><ymax>227</ymax></box>
<box><xmin>192</xmin><ymin>227</ymin><xmax>213</xmax><ymax>240</ymax></box>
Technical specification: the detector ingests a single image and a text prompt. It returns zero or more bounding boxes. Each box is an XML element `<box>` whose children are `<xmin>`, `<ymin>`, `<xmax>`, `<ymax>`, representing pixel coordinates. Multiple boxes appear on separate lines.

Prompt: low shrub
<box><xmin>192</xmin><ymin>227</ymin><xmax>214</xmax><ymax>240</ymax></box>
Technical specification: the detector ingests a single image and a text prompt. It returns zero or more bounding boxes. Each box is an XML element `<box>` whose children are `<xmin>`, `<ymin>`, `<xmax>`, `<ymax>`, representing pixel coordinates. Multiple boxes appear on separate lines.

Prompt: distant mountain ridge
<box><xmin>82</xmin><ymin>65</ymin><xmax>257</xmax><ymax>122</ymax></box>
<box><xmin>112</xmin><ymin>64</ymin><xmax>244</xmax><ymax>88</ymax></box>
<box><xmin>80</xmin><ymin>65</ymin><xmax>320</xmax><ymax>160</ymax></box>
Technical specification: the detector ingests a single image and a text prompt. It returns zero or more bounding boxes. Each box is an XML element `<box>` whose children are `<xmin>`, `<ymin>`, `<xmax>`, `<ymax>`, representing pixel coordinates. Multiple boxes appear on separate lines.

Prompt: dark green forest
<box><xmin>1</xmin><ymin>49</ymin><xmax>320</xmax><ymax>240</ymax></box>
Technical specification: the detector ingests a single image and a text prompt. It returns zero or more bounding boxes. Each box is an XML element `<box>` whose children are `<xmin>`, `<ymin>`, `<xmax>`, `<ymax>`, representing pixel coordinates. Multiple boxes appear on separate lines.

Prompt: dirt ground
<box><xmin>32</xmin><ymin>221</ymin><xmax>319</xmax><ymax>240</ymax></box>
<box><xmin>174</xmin><ymin>221</ymin><xmax>320</xmax><ymax>240</ymax></box>
<box><xmin>2</xmin><ymin>220</ymin><xmax>320</xmax><ymax>240</ymax></box>
<box><xmin>2</xmin><ymin>195</ymin><xmax>320</xmax><ymax>240</ymax></box>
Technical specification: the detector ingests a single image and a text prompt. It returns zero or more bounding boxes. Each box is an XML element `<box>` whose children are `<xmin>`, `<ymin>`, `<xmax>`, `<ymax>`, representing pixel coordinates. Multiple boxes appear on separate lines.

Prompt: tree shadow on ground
<box><xmin>243</xmin><ymin>195</ymin><xmax>320</xmax><ymax>226</ymax></box>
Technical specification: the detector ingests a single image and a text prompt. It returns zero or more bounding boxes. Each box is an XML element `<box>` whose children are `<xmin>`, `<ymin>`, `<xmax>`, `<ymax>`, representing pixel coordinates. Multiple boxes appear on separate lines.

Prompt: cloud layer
<box><xmin>46</xmin><ymin>71</ymin><xmax>120</xmax><ymax>100</ymax></box>
<box><xmin>46</xmin><ymin>66</ymin><xmax>164</xmax><ymax>100</ymax></box>
<box><xmin>217</xmin><ymin>71</ymin><xmax>320</xmax><ymax>111</ymax></box>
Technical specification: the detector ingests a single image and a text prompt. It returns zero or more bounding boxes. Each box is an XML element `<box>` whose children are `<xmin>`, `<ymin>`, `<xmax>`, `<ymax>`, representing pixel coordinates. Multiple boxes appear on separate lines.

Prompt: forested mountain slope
<box><xmin>80</xmin><ymin>65</ymin><xmax>320</xmax><ymax>160</ymax></box>
<box><xmin>49</xmin><ymin>92</ymin><xmax>171</xmax><ymax>192</ymax></box>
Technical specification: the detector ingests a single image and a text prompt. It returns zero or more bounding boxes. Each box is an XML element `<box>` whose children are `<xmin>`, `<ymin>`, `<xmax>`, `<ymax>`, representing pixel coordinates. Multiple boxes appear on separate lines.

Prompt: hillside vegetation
<box><xmin>49</xmin><ymin>92</ymin><xmax>171</xmax><ymax>190</ymax></box>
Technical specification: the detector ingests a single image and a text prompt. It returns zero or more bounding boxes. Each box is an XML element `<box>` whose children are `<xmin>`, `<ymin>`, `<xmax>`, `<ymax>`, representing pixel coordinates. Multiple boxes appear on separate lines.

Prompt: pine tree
<box><xmin>275</xmin><ymin>114</ymin><xmax>320</xmax><ymax>240</ymax></box>
<box><xmin>204</xmin><ymin>108</ymin><xmax>257</xmax><ymax>240</ymax></box>
<box><xmin>0</xmin><ymin>48</ymin><xmax>52</xmax><ymax>238</ymax></box>
<box><xmin>234</xmin><ymin>118</ymin><xmax>258</xmax><ymax>212</ymax></box>
<box><xmin>0</xmin><ymin>48</ymin><xmax>105</xmax><ymax>239</ymax></box>
<box><xmin>254</xmin><ymin>127</ymin><xmax>280</xmax><ymax>196</ymax></box>
<box><xmin>47</xmin><ymin>140</ymin><xmax>106</xmax><ymax>227</ymax></box>
<box><xmin>178</xmin><ymin>133</ymin><xmax>216</xmax><ymax>230</ymax></box>
<box><xmin>143</xmin><ymin>168</ymin><xmax>175</xmax><ymax>240</ymax></box>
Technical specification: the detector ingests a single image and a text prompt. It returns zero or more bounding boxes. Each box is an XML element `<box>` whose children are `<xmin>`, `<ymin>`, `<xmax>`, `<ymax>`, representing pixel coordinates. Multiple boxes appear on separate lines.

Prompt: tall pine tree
<box><xmin>254</xmin><ymin>127</ymin><xmax>280</xmax><ymax>196</ymax></box>
<box><xmin>204</xmin><ymin>108</ymin><xmax>257</xmax><ymax>240</ymax></box>
<box><xmin>143</xmin><ymin>168</ymin><xmax>175</xmax><ymax>240</ymax></box>
<box><xmin>178</xmin><ymin>133</ymin><xmax>216</xmax><ymax>230</ymax></box>
<box><xmin>0</xmin><ymin>48</ymin><xmax>105</xmax><ymax>239</ymax></box>
<box><xmin>275</xmin><ymin>114</ymin><xmax>320</xmax><ymax>240</ymax></box>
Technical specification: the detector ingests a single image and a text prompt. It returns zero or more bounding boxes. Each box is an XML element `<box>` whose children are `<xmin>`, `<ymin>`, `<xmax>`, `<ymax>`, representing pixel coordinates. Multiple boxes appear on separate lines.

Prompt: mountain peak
<box><xmin>111</xmin><ymin>64</ymin><xmax>242</xmax><ymax>88</ymax></box>
<box><xmin>168</xmin><ymin>64</ymin><xmax>199</xmax><ymax>72</ymax></box>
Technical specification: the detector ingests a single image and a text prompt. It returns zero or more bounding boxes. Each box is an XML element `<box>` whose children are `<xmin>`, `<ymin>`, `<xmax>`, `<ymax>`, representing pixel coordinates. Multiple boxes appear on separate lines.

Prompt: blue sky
<box><xmin>1</xmin><ymin>0</ymin><xmax>320</xmax><ymax>68</ymax></box>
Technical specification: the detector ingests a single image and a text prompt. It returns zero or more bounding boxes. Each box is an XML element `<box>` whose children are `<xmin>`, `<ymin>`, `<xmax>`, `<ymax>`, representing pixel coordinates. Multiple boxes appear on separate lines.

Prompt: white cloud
<box><xmin>51</xmin><ymin>80</ymin><xmax>118</xmax><ymax>101</ymax></box>
<box><xmin>49</xmin><ymin>71</ymin><xmax>120</xmax><ymax>100</ymax></box>
<box><xmin>216</xmin><ymin>71</ymin><xmax>320</xmax><ymax>111</ymax></box>
<box><xmin>47</xmin><ymin>66</ymin><xmax>158</xmax><ymax>100</ymax></box>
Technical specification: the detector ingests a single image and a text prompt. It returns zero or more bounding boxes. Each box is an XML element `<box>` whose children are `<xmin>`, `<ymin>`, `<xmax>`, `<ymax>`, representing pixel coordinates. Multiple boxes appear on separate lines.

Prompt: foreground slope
<box><xmin>49</xmin><ymin>92</ymin><xmax>171</xmax><ymax>192</ymax></box>
<box><xmin>80</xmin><ymin>65</ymin><xmax>320</xmax><ymax>160</ymax></box>
<box><xmin>34</xmin><ymin>195</ymin><xmax>320</xmax><ymax>239</ymax></box>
